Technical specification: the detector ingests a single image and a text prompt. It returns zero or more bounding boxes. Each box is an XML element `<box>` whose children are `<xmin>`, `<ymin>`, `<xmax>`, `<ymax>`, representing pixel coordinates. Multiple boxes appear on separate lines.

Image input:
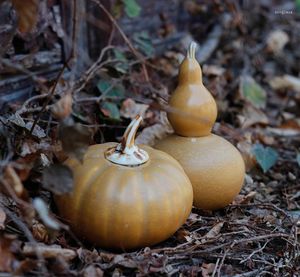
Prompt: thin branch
<box><xmin>29</xmin><ymin>0</ymin><xmax>78</xmax><ymax>134</ymax></box>
<box><xmin>91</xmin><ymin>0</ymin><xmax>149</xmax><ymax>82</ymax></box>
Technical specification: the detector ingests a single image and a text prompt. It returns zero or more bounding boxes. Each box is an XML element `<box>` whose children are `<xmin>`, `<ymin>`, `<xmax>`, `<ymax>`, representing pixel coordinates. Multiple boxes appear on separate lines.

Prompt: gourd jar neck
<box><xmin>178</xmin><ymin>59</ymin><xmax>203</xmax><ymax>85</ymax></box>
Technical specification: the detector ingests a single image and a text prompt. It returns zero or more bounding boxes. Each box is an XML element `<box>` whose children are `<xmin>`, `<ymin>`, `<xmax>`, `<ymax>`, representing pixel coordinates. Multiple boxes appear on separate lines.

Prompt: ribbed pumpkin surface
<box><xmin>55</xmin><ymin>143</ymin><xmax>193</xmax><ymax>250</ymax></box>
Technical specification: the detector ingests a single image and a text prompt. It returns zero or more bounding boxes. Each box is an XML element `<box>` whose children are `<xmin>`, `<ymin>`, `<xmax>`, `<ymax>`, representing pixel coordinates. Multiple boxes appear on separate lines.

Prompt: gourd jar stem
<box><xmin>187</xmin><ymin>42</ymin><xmax>197</xmax><ymax>59</ymax></box>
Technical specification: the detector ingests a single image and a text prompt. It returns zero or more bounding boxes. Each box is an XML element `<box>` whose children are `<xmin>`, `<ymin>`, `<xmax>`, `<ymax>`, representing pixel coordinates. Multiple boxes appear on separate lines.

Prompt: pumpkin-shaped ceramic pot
<box><xmin>55</xmin><ymin>116</ymin><xmax>193</xmax><ymax>250</ymax></box>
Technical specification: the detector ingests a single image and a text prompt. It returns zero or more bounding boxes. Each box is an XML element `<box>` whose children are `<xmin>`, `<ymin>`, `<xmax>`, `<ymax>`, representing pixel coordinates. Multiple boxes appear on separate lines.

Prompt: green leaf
<box><xmin>240</xmin><ymin>76</ymin><xmax>267</xmax><ymax>108</ymax></box>
<box><xmin>97</xmin><ymin>80</ymin><xmax>125</xmax><ymax>98</ymax></box>
<box><xmin>296</xmin><ymin>152</ymin><xmax>300</xmax><ymax>167</ymax></box>
<box><xmin>296</xmin><ymin>0</ymin><xmax>300</xmax><ymax>13</ymax></box>
<box><xmin>133</xmin><ymin>31</ymin><xmax>154</xmax><ymax>57</ymax></box>
<box><xmin>113</xmin><ymin>48</ymin><xmax>127</xmax><ymax>61</ymax></box>
<box><xmin>112</xmin><ymin>1</ymin><xmax>123</xmax><ymax>18</ymax></box>
<box><xmin>123</xmin><ymin>0</ymin><xmax>141</xmax><ymax>18</ymax></box>
<box><xmin>251</xmin><ymin>144</ymin><xmax>278</xmax><ymax>173</ymax></box>
<box><xmin>101</xmin><ymin>102</ymin><xmax>120</xmax><ymax>120</ymax></box>
<box><xmin>113</xmin><ymin>49</ymin><xmax>129</xmax><ymax>74</ymax></box>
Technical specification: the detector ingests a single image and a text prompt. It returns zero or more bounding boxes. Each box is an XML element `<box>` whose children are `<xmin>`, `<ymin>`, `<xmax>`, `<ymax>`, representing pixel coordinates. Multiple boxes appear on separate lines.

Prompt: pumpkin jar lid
<box><xmin>105</xmin><ymin>115</ymin><xmax>149</xmax><ymax>166</ymax></box>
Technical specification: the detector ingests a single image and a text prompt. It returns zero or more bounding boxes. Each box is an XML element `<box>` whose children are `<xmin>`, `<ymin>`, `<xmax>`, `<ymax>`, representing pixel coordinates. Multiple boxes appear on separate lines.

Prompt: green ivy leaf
<box><xmin>123</xmin><ymin>0</ymin><xmax>141</xmax><ymax>18</ymax></box>
<box><xmin>251</xmin><ymin>144</ymin><xmax>278</xmax><ymax>173</ymax></box>
<box><xmin>101</xmin><ymin>102</ymin><xmax>120</xmax><ymax>120</ymax></box>
<box><xmin>296</xmin><ymin>152</ymin><xmax>300</xmax><ymax>167</ymax></box>
<box><xmin>113</xmin><ymin>49</ymin><xmax>129</xmax><ymax>74</ymax></box>
<box><xmin>97</xmin><ymin>80</ymin><xmax>125</xmax><ymax>98</ymax></box>
<box><xmin>296</xmin><ymin>0</ymin><xmax>300</xmax><ymax>13</ymax></box>
<box><xmin>112</xmin><ymin>1</ymin><xmax>123</xmax><ymax>18</ymax></box>
<box><xmin>113</xmin><ymin>48</ymin><xmax>127</xmax><ymax>61</ymax></box>
<box><xmin>240</xmin><ymin>76</ymin><xmax>267</xmax><ymax>108</ymax></box>
<box><xmin>133</xmin><ymin>31</ymin><xmax>154</xmax><ymax>57</ymax></box>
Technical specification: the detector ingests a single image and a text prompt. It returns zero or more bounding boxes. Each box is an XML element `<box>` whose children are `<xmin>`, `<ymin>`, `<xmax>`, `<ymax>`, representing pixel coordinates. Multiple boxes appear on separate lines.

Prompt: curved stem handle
<box><xmin>187</xmin><ymin>41</ymin><xmax>197</xmax><ymax>59</ymax></box>
<box><xmin>105</xmin><ymin>115</ymin><xmax>149</xmax><ymax>166</ymax></box>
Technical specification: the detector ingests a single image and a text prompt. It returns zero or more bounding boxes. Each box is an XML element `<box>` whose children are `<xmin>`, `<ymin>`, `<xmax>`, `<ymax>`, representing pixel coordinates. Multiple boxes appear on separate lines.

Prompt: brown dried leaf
<box><xmin>58</xmin><ymin>118</ymin><xmax>91</xmax><ymax>162</ymax></box>
<box><xmin>33</xmin><ymin>197</ymin><xmax>61</xmax><ymax>231</ymax></box>
<box><xmin>266</xmin><ymin>30</ymin><xmax>289</xmax><ymax>54</ymax></box>
<box><xmin>77</xmin><ymin>248</ymin><xmax>100</xmax><ymax>264</ymax></box>
<box><xmin>269</xmin><ymin>75</ymin><xmax>300</xmax><ymax>95</ymax></box>
<box><xmin>267</xmin><ymin>121</ymin><xmax>300</xmax><ymax>137</ymax></box>
<box><xmin>120</xmin><ymin>98</ymin><xmax>149</xmax><ymax>119</ymax></box>
<box><xmin>8</xmin><ymin>114</ymin><xmax>46</xmax><ymax>138</ymax></box>
<box><xmin>237</xmin><ymin>139</ymin><xmax>256</xmax><ymax>171</ymax></box>
<box><xmin>12</xmin><ymin>0</ymin><xmax>38</xmax><ymax>33</ymax></box>
<box><xmin>175</xmin><ymin>229</ymin><xmax>191</xmax><ymax>243</ymax></box>
<box><xmin>238</xmin><ymin>105</ymin><xmax>269</xmax><ymax>128</ymax></box>
<box><xmin>0</xmin><ymin>207</ymin><xmax>6</xmax><ymax>230</ymax></box>
<box><xmin>202</xmin><ymin>64</ymin><xmax>225</xmax><ymax>76</ymax></box>
<box><xmin>31</xmin><ymin>220</ymin><xmax>49</xmax><ymax>243</ymax></box>
<box><xmin>4</xmin><ymin>165</ymin><xmax>25</xmax><ymax>198</ymax></box>
<box><xmin>136</xmin><ymin>112</ymin><xmax>173</xmax><ymax>146</ymax></box>
<box><xmin>0</xmin><ymin>236</ymin><xmax>16</xmax><ymax>272</ymax></box>
<box><xmin>51</xmin><ymin>94</ymin><xmax>73</xmax><ymax>120</ymax></box>
<box><xmin>204</xmin><ymin>222</ymin><xmax>224</xmax><ymax>240</ymax></box>
<box><xmin>42</xmin><ymin>164</ymin><xmax>73</xmax><ymax>195</ymax></box>
<box><xmin>233</xmin><ymin>191</ymin><xmax>257</xmax><ymax>205</ymax></box>
<box><xmin>22</xmin><ymin>243</ymin><xmax>76</xmax><ymax>261</ymax></box>
<box><xmin>25</xmin><ymin>122</ymin><xmax>46</xmax><ymax>138</ymax></box>
<box><xmin>201</xmin><ymin>263</ymin><xmax>216</xmax><ymax>277</ymax></box>
<box><xmin>83</xmin><ymin>265</ymin><xmax>104</xmax><ymax>277</ymax></box>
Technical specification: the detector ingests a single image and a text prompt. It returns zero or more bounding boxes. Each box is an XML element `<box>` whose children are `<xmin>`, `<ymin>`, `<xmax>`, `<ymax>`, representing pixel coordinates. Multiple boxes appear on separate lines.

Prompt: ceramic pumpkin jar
<box><xmin>155</xmin><ymin>42</ymin><xmax>245</xmax><ymax>211</ymax></box>
<box><xmin>55</xmin><ymin>115</ymin><xmax>193</xmax><ymax>250</ymax></box>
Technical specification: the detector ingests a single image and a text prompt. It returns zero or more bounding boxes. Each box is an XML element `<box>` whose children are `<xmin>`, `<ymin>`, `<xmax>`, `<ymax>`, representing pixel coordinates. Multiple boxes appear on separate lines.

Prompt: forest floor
<box><xmin>0</xmin><ymin>1</ymin><xmax>299</xmax><ymax>276</ymax></box>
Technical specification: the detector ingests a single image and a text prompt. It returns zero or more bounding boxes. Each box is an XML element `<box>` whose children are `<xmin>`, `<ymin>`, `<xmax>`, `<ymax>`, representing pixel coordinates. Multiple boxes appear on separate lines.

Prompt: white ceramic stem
<box><xmin>105</xmin><ymin>115</ymin><xmax>149</xmax><ymax>166</ymax></box>
<box><xmin>187</xmin><ymin>41</ymin><xmax>197</xmax><ymax>59</ymax></box>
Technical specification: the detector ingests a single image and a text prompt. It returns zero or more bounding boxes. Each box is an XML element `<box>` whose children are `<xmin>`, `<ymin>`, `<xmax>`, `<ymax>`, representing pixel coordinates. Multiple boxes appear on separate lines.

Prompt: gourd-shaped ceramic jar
<box><xmin>55</xmin><ymin>115</ymin><xmax>193</xmax><ymax>250</ymax></box>
<box><xmin>155</xmin><ymin>42</ymin><xmax>245</xmax><ymax>210</ymax></box>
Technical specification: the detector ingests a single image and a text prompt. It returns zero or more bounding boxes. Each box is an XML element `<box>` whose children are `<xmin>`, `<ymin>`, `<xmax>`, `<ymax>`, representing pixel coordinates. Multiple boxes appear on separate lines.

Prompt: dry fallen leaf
<box><xmin>42</xmin><ymin>164</ymin><xmax>73</xmax><ymax>195</ymax></box>
<box><xmin>120</xmin><ymin>98</ymin><xmax>149</xmax><ymax>119</ymax></box>
<box><xmin>0</xmin><ymin>235</ymin><xmax>16</xmax><ymax>272</ymax></box>
<box><xmin>33</xmin><ymin>197</ymin><xmax>61</xmax><ymax>231</ymax></box>
<box><xmin>175</xmin><ymin>229</ymin><xmax>192</xmax><ymax>243</ymax></box>
<box><xmin>237</xmin><ymin>139</ymin><xmax>257</xmax><ymax>171</ymax></box>
<box><xmin>203</xmin><ymin>222</ymin><xmax>224</xmax><ymax>241</ymax></box>
<box><xmin>237</xmin><ymin>105</ymin><xmax>269</xmax><ymax>128</ymax></box>
<box><xmin>269</xmin><ymin>75</ymin><xmax>300</xmax><ymax>95</ymax></box>
<box><xmin>51</xmin><ymin>93</ymin><xmax>73</xmax><ymax>120</ymax></box>
<box><xmin>202</xmin><ymin>64</ymin><xmax>225</xmax><ymax>76</ymax></box>
<box><xmin>4</xmin><ymin>165</ymin><xmax>25</xmax><ymax>198</ymax></box>
<box><xmin>58</xmin><ymin>118</ymin><xmax>91</xmax><ymax>162</ymax></box>
<box><xmin>31</xmin><ymin>220</ymin><xmax>49</xmax><ymax>243</ymax></box>
<box><xmin>201</xmin><ymin>263</ymin><xmax>216</xmax><ymax>277</ymax></box>
<box><xmin>233</xmin><ymin>191</ymin><xmax>257</xmax><ymax>205</ymax></box>
<box><xmin>136</xmin><ymin>112</ymin><xmax>173</xmax><ymax>146</ymax></box>
<box><xmin>266</xmin><ymin>30</ymin><xmax>289</xmax><ymax>54</ymax></box>
<box><xmin>267</xmin><ymin>125</ymin><xmax>300</xmax><ymax>137</ymax></box>
<box><xmin>0</xmin><ymin>1</ymin><xmax>17</xmax><ymax>56</ymax></box>
<box><xmin>0</xmin><ymin>207</ymin><xmax>6</xmax><ymax>230</ymax></box>
<box><xmin>12</xmin><ymin>0</ymin><xmax>38</xmax><ymax>33</ymax></box>
<box><xmin>22</xmin><ymin>243</ymin><xmax>76</xmax><ymax>261</ymax></box>
<box><xmin>83</xmin><ymin>265</ymin><xmax>104</xmax><ymax>277</ymax></box>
